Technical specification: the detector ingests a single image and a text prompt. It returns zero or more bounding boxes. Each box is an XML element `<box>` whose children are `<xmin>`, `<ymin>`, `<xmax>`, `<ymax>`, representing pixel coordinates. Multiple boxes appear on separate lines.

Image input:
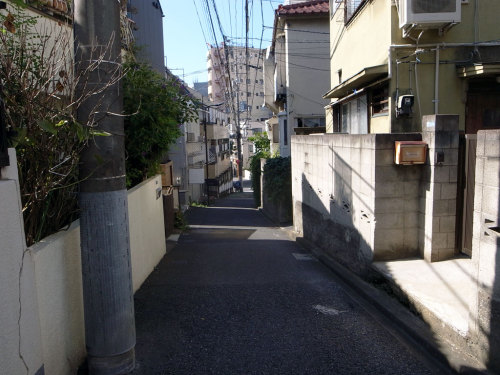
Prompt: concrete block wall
<box><xmin>292</xmin><ymin>133</ymin><xmax>422</xmax><ymax>272</ymax></box>
<box><xmin>372</xmin><ymin>133</ymin><xmax>423</xmax><ymax>260</ymax></box>
<box><xmin>420</xmin><ymin>115</ymin><xmax>460</xmax><ymax>262</ymax></box>
<box><xmin>292</xmin><ymin>134</ymin><xmax>369</xmax><ymax>271</ymax></box>
<box><xmin>470</xmin><ymin>129</ymin><xmax>500</xmax><ymax>372</ymax></box>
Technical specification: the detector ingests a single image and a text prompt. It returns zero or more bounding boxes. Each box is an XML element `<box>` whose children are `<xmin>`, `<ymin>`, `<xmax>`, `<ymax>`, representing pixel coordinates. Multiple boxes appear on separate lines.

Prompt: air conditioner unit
<box><xmin>399</xmin><ymin>0</ymin><xmax>461</xmax><ymax>29</ymax></box>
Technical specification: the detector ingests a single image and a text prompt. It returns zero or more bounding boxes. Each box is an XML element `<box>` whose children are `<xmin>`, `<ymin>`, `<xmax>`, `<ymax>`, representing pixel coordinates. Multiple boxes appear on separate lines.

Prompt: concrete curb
<box><xmin>291</xmin><ymin>235</ymin><xmax>489</xmax><ymax>375</ymax></box>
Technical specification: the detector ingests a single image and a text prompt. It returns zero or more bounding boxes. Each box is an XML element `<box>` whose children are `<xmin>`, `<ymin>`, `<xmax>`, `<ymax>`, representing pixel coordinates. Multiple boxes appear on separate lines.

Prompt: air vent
<box><xmin>412</xmin><ymin>0</ymin><xmax>456</xmax><ymax>13</ymax></box>
<box><xmin>399</xmin><ymin>0</ymin><xmax>461</xmax><ymax>30</ymax></box>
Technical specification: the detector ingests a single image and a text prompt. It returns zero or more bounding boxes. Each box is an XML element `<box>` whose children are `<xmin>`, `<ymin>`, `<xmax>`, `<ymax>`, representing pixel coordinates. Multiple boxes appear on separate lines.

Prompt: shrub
<box><xmin>123</xmin><ymin>60</ymin><xmax>197</xmax><ymax>187</ymax></box>
<box><xmin>263</xmin><ymin>156</ymin><xmax>291</xmax><ymax>204</ymax></box>
<box><xmin>0</xmin><ymin>6</ymin><xmax>108</xmax><ymax>245</ymax></box>
<box><xmin>247</xmin><ymin>132</ymin><xmax>270</xmax><ymax>206</ymax></box>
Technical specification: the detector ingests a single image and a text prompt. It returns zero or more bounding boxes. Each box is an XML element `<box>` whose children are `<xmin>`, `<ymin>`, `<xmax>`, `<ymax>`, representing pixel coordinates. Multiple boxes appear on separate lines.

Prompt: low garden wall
<box><xmin>0</xmin><ymin>150</ymin><xmax>167</xmax><ymax>375</ymax></box>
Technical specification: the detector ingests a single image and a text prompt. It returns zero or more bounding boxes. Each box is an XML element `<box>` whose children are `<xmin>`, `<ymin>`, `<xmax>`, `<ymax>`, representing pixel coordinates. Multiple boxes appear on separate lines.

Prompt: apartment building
<box><xmin>208</xmin><ymin>43</ymin><xmax>272</xmax><ymax>168</ymax></box>
<box><xmin>263</xmin><ymin>0</ymin><xmax>330</xmax><ymax>157</ymax></box>
<box><xmin>325</xmin><ymin>0</ymin><xmax>500</xmax><ymax>135</ymax></box>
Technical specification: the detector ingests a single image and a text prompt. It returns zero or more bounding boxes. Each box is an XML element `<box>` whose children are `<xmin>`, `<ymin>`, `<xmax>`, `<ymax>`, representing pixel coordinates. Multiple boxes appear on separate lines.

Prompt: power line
<box><xmin>263</xmin><ymin>25</ymin><xmax>330</xmax><ymax>35</ymax></box>
<box><xmin>272</xmin><ymin>56</ymin><xmax>331</xmax><ymax>72</ymax></box>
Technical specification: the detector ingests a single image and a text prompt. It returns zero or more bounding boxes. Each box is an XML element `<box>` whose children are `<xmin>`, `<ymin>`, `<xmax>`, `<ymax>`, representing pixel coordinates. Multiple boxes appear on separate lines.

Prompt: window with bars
<box><xmin>345</xmin><ymin>0</ymin><xmax>366</xmax><ymax>23</ymax></box>
<box><xmin>370</xmin><ymin>85</ymin><xmax>389</xmax><ymax>116</ymax></box>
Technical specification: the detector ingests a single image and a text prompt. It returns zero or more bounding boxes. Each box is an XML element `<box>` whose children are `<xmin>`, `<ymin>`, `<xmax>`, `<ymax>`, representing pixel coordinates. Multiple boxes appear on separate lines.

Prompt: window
<box><xmin>370</xmin><ymin>85</ymin><xmax>389</xmax><ymax>116</ymax></box>
<box><xmin>255</xmin><ymin>93</ymin><xmax>259</xmax><ymax>96</ymax></box>
<box><xmin>341</xmin><ymin>94</ymin><xmax>368</xmax><ymax>134</ymax></box>
<box><xmin>246</xmin><ymin>79</ymin><xmax>251</xmax><ymax>84</ymax></box>
<box><xmin>260</xmin><ymin>79</ymin><xmax>264</xmax><ymax>84</ymax></box>
<box><xmin>256</xmin><ymin>105</ymin><xmax>260</xmax><ymax>109</ymax></box>
<box><xmin>345</xmin><ymin>0</ymin><xmax>366</xmax><ymax>23</ymax></box>
<box><xmin>297</xmin><ymin>117</ymin><xmax>326</xmax><ymax>128</ymax></box>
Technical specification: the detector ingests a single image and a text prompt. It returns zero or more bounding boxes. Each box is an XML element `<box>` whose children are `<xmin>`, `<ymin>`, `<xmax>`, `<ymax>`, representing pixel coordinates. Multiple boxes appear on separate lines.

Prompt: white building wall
<box><xmin>286</xmin><ymin>18</ymin><xmax>330</xmax><ymax>121</ymax></box>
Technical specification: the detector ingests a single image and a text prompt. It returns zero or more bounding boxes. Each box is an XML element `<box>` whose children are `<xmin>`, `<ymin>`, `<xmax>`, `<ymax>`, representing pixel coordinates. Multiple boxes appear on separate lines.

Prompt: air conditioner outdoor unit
<box><xmin>399</xmin><ymin>0</ymin><xmax>461</xmax><ymax>29</ymax></box>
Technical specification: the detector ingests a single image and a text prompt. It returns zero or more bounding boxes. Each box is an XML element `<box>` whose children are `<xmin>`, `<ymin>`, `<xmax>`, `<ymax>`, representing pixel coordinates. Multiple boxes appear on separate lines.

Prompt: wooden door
<box><xmin>466</xmin><ymin>91</ymin><xmax>500</xmax><ymax>134</ymax></box>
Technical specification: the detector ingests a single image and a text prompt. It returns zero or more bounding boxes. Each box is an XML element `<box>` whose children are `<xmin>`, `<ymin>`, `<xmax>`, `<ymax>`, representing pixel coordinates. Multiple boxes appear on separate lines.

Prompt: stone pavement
<box><xmin>130</xmin><ymin>191</ymin><xmax>451</xmax><ymax>375</ymax></box>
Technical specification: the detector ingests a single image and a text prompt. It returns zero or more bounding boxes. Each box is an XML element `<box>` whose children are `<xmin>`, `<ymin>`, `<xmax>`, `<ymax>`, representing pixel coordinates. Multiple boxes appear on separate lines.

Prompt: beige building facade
<box><xmin>325</xmin><ymin>0</ymin><xmax>500</xmax><ymax>135</ymax></box>
<box><xmin>263</xmin><ymin>0</ymin><xmax>330</xmax><ymax>157</ymax></box>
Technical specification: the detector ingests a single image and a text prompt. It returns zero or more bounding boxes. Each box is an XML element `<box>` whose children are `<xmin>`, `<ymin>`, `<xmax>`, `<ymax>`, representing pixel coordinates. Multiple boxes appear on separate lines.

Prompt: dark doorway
<box><xmin>465</xmin><ymin>79</ymin><xmax>500</xmax><ymax>134</ymax></box>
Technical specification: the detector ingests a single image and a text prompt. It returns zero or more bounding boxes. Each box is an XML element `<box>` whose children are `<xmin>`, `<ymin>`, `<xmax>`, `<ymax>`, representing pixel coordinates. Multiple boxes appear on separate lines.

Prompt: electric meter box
<box><xmin>394</xmin><ymin>141</ymin><xmax>427</xmax><ymax>165</ymax></box>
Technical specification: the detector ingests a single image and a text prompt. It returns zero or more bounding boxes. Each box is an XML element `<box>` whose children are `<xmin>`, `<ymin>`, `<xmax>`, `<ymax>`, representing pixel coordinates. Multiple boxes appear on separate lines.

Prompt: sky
<box><xmin>161</xmin><ymin>0</ymin><xmax>281</xmax><ymax>87</ymax></box>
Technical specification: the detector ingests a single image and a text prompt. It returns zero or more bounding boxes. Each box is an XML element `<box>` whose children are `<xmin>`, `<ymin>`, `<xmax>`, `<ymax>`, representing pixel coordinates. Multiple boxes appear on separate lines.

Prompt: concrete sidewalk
<box><xmin>373</xmin><ymin>257</ymin><xmax>475</xmax><ymax>339</ymax></box>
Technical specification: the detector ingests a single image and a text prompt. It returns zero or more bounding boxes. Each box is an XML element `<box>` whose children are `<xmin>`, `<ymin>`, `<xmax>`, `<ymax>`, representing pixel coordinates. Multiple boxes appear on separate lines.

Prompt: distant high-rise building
<box><xmin>207</xmin><ymin>44</ymin><xmax>272</xmax><ymax>124</ymax></box>
<box><xmin>193</xmin><ymin>81</ymin><xmax>209</xmax><ymax>97</ymax></box>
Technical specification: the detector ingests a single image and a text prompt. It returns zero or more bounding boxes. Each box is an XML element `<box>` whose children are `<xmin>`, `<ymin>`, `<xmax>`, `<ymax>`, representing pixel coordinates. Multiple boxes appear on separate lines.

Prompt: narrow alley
<box><xmin>130</xmin><ymin>188</ymin><xmax>446</xmax><ymax>375</ymax></box>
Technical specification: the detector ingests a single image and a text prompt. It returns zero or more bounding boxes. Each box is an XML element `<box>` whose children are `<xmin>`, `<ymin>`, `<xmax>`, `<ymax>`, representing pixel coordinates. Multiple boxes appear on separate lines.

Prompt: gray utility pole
<box><xmin>74</xmin><ymin>1</ymin><xmax>135</xmax><ymax>374</ymax></box>
<box><xmin>202</xmin><ymin>98</ymin><xmax>210</xmax><ymax>204</ymax></box>
<box><xmin>234</xmin><ymin>62</ymin><xmax>243</xmax><ymax>189</ymax></box>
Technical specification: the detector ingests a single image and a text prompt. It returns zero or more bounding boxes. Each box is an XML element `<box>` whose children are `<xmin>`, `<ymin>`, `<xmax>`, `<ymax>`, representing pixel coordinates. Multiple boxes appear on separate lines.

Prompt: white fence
<box><xmin>0</xmin><ymin>149</ymin><xmax>167</xmax><ymax>375</ymax></box>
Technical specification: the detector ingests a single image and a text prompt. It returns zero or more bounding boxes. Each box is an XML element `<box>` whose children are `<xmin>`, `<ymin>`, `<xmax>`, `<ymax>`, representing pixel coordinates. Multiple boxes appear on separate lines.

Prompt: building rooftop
<box><xmin>277</xmin><ymin>0</ymin><xmax>329</xmax><ymax>16</ymax></box>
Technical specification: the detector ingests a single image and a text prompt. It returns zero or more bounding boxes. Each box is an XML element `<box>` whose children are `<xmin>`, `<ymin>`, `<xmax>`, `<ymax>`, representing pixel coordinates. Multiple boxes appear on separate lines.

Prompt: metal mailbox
<box><xmin>394</xmin><ymin>141</ymin><xmax>427</xmax><ymax>165</ymax></box>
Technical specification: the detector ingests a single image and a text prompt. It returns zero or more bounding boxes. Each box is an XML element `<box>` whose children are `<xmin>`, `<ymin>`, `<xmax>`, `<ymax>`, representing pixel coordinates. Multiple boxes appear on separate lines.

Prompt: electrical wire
<box><xmin>263</xmin><ymin>25</ymin><xmax>330</xmax><ymax>35</ymax></box>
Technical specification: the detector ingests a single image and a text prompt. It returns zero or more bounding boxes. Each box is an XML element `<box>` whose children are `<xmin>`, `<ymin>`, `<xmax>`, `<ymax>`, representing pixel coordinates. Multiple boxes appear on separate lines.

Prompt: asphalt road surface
<box><xmin>131</xmin><ymin>192</ymin><xmax>442</xmax><ymax>375</ymax></box>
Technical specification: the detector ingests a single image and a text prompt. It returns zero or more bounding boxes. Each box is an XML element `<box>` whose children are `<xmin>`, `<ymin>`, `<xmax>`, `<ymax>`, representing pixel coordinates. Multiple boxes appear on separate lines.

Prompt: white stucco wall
<box><xmin>1</xmin><ymin>162</ymin><xmax>167</xmax><ymax>375</ymax></box>
<box><xmin>0</xmin><ymin>149</ymin><xmax>44</xmax><ymax>375</ymax></box>
<box><xmin>31</xmin><ymin>223</ymin><xmax>86</xmax><ymax>375</ymax></box>
<box><xmin>128</xmin><ymin>175</ymin><xmax>167</xmax><ymax>292</ymax></box>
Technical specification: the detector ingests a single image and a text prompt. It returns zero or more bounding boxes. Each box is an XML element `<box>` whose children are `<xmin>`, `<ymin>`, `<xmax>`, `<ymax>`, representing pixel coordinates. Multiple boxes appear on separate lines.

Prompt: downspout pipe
<box><xmin>434</xmin><ymin>47</ymin><xmax>440</xmax><ymax>114</ymax></box>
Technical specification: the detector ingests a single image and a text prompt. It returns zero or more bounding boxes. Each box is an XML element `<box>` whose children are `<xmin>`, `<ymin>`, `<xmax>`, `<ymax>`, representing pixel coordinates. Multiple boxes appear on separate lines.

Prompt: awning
<box><xmin>323</xmin><ymin>64</ymin><xmax>388</xmax><ymax>99</ymax></box>
<box><xmin>457</xmin><ymin>63</ymin><xmax>500</xmax><ymax>78</ymax></box>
